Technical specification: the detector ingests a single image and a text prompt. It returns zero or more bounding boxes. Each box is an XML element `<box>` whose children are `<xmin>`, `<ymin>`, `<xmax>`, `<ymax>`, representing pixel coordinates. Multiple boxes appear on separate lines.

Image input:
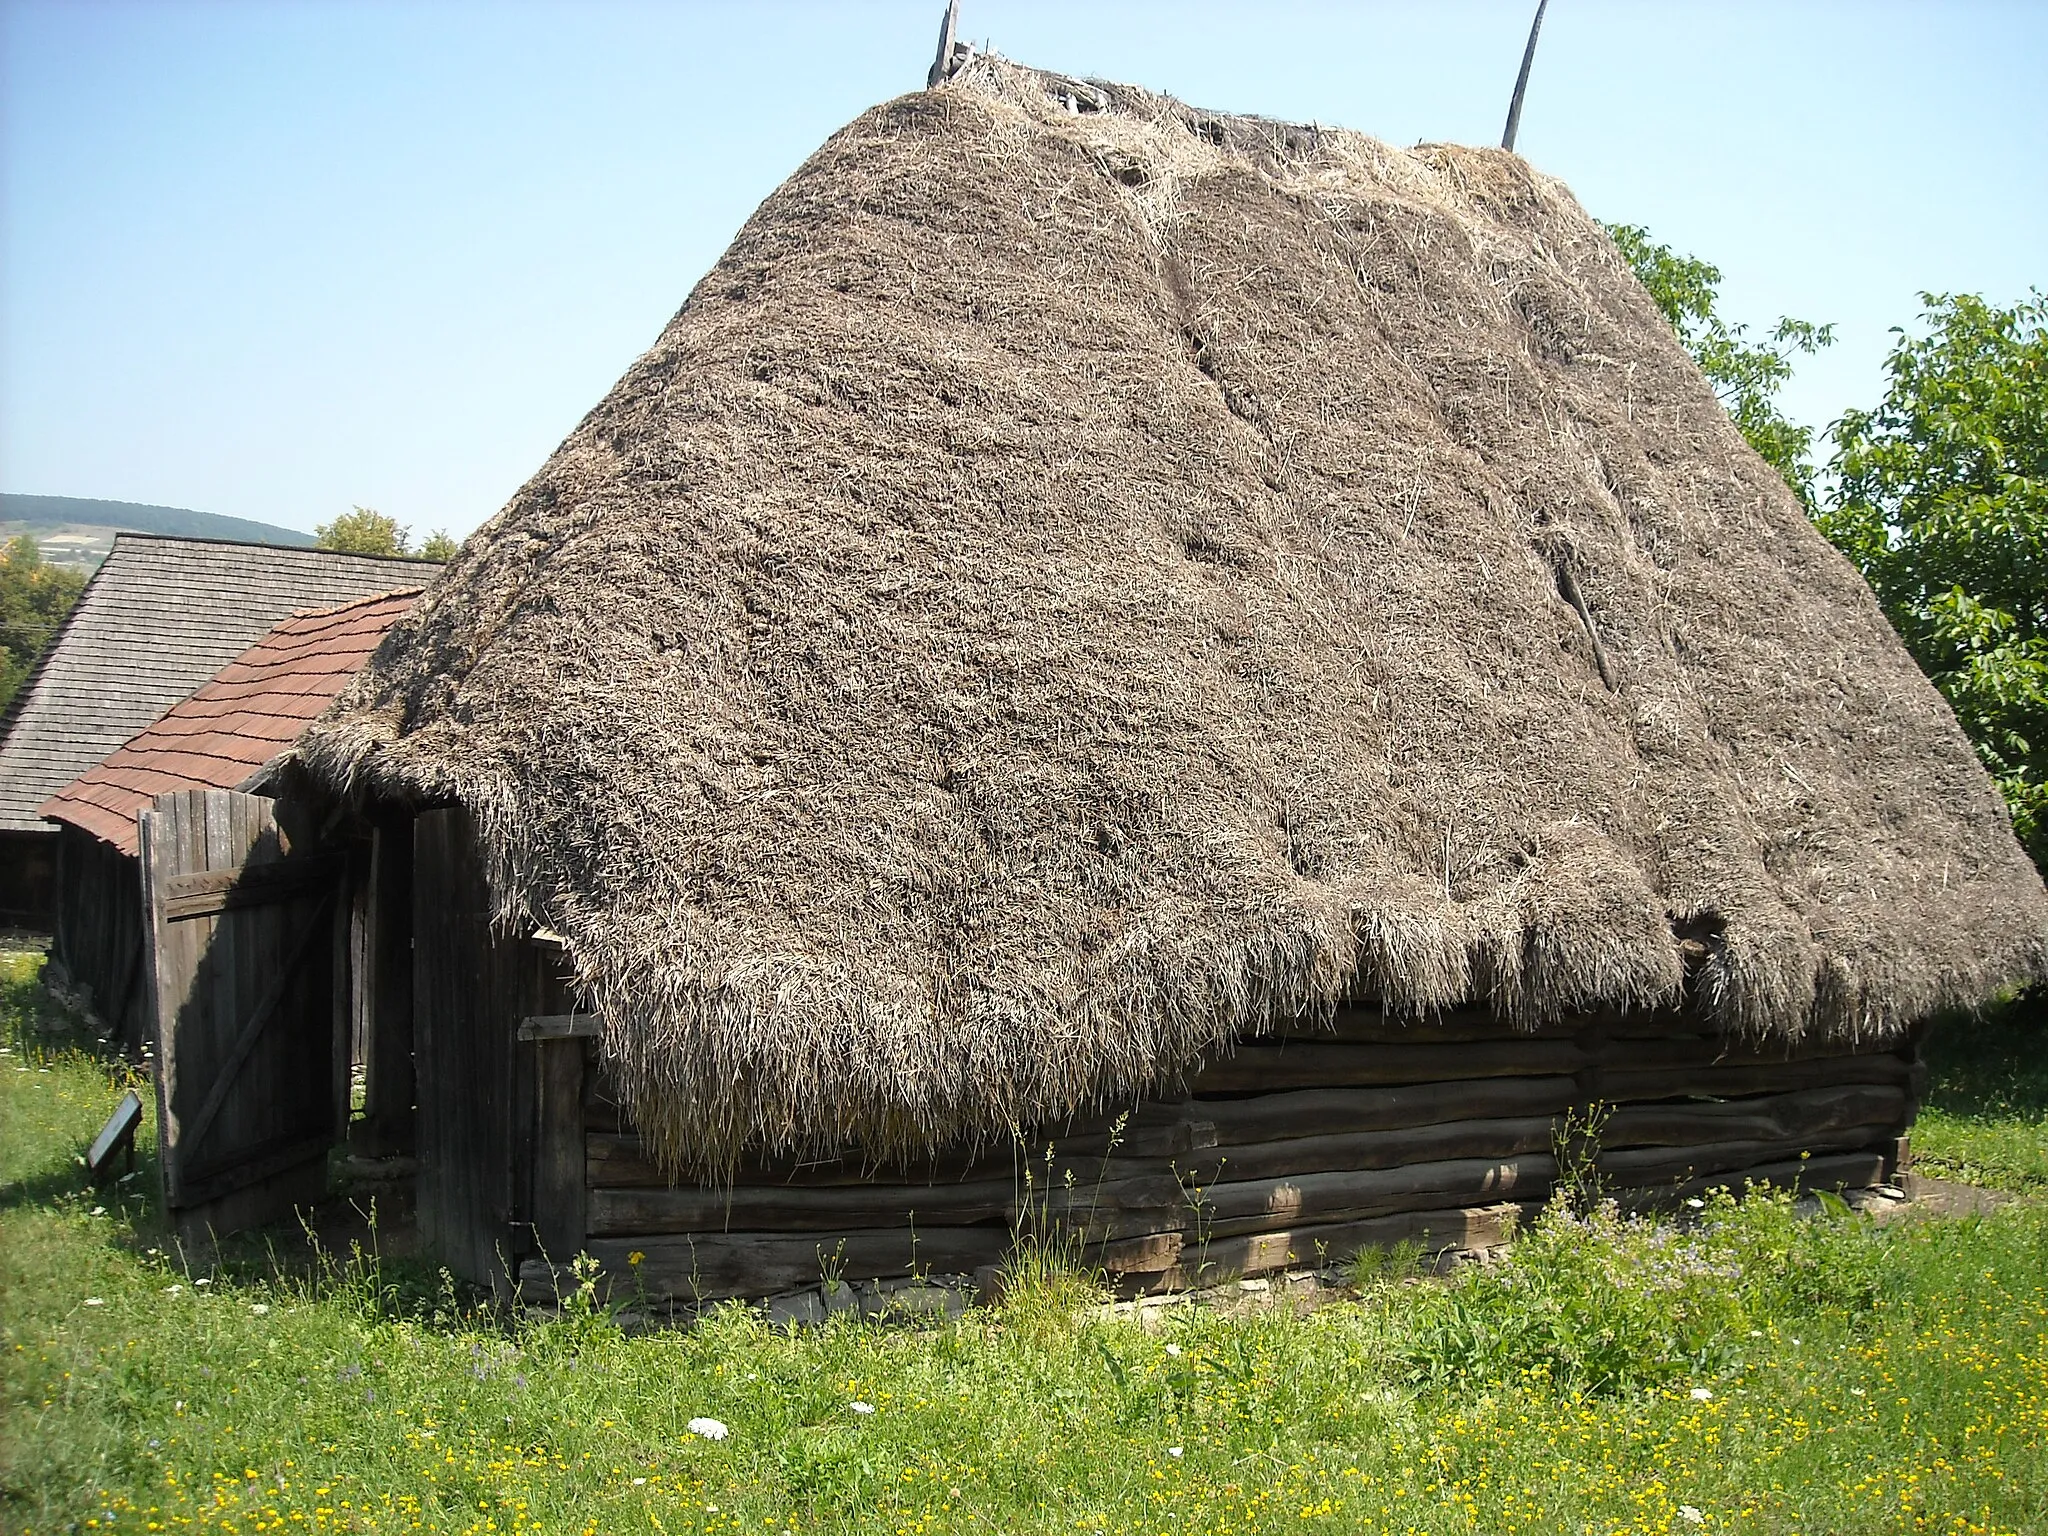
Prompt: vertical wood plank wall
<box><xmin>412</xmin><ymin>807</ymin><xmax>574</xmax><ymax>1287</ymax></box>
<box><xmin>48</xmin><ymin>826</ymin><xmax>151</xmax><ymax>1051</ymax></box>
<box><xmin>356</xmin><ymin>814</ymin><xmax>417</xmax><ymax>1155</ymax></box>
<box><xmin>140</xmin><ymin>789</ymin><xmax>338</xmax><ymax>1241</ymax></box>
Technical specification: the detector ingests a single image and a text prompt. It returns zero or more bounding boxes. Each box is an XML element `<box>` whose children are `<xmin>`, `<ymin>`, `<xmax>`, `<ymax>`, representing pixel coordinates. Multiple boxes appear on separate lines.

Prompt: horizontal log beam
<box><xmin>582</xmin><ymin>1226</ymin><xmax>1011</xmax><ymax>1302</ymax></box>
<box><xmin>590</xmin><ymin>1176</ymin><xmax>1021</xmax><ymax>1237</ymax></box>
<box><xmin>1602</xmin><ymin>1085</ymin><xmax>1907</xmax><ymax>1149</ymax></box>
<box><xmin>1195</xmin><ymin>1076</ymin><xmax>1577</xmax><ymax>1146</ymax></box>
<box><xmin>1156</xmin><ymin>1201</ymin><xmax>1534</xmax><ymax>1289</ymax></box>
<box><xmin>1592</xmin><ymin>1053</ymin><xmax>1910</xmax><ymax>1102</ymax></box>
<box><xmin>1190</xmin><ymin>1038</ymin><xmax>1586</xmax><ymax>1093</ymax></box>
<box><xmin>1607</xmin><ymin>1035</ymin><xmax>1907</xmax><ymax>1070</ymax></box>
<box><xmin>1193</xmin><ymin>1154</ymin><xmax>1554</xmax><ymax>1239</ymax></box>
<box><xmin>585</xmin><ymin>1133</ymin><xmax>1169</xmax><ymax>1192</ymax></box>
<box><xmin>1599</xmin><ymin>1129</ymin><xmax>1889</xmax><ymax>1187</ymax></box>
<box><xmin>1177</xmin><ymin>1115</ymin><xmax>1560</xmax><ymax>1186</ymax></box>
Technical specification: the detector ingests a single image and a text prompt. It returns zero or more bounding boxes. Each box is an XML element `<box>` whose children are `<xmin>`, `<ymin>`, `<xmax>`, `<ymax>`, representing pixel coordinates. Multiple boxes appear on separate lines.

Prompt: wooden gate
<box><xmin>141</xmin><ymin>788</ymin><xmax>344</xmax><ymax>1240</ymax></box>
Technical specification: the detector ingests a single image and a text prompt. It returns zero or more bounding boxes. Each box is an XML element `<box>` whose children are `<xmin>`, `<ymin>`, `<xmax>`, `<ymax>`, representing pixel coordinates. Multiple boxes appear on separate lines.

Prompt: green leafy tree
<box><xmin>0</xmin><ymin>536</ymin><xmax>88</xmax><ymax>714</ymax></box>
<box><xmin>315</xmin><ymin>506</ymin><xmax>411</xmax><ymax>556</ymax></box>
<box><xmin>417</xmin><ymin>530</ymin><xmax>460</xmax><ymax>562</ymax></box>
<box><xmin>1822</xmin><ymin>292</ymin><xmax>2048</xmax><ymax>872</ymax></box>
<box><xmin>1605</xmin><ymin>222</ymin><xmax>1834</xmax><ymax>508</ymax></box>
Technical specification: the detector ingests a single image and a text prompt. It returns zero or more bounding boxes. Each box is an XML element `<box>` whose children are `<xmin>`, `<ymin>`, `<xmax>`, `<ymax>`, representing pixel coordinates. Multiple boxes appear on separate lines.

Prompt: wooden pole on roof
<box><xmin>928</xmin><ymin>0</ymin><xmax>960</xmax><ymax>88</ymax></box>
<box><xmin>1500</xmin><ymin>0</ymin><xmax>1549</xmax><ymax>152</ymax></box>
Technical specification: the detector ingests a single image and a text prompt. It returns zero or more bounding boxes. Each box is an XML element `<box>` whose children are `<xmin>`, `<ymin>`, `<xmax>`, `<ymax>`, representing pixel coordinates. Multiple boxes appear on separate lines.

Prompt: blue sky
<box><xmin>4</xmin><ymin>0</ymin><xmax>2044</xmax><ymax>540</ymax></box>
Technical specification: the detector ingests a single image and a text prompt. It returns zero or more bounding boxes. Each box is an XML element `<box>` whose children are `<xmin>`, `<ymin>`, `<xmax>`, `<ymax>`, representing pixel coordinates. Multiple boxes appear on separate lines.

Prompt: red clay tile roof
<box><xmin>40</xmin><ymin>588</ymin><xmax>420</xmax><ymax>854</ymax></box>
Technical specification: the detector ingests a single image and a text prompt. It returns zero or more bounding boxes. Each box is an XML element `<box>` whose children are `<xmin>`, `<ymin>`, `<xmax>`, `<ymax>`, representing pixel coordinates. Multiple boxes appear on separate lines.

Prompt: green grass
<box><xmin>1914</xmin><ymin>989</ymin><xmax>2048</xmax><ymax>1193</ymax></box>
<box><xmin>6</xmin><ymin>953</ymin><xmax>2048</xmax><ymax>1536</ymax></box>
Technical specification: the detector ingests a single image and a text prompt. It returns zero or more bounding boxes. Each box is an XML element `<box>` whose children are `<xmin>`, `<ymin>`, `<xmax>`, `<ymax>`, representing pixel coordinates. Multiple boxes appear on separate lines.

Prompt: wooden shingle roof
<box><xmin>40</xmin><ymin>589</ymin><xmax>422</xmax><ymax>854</ymax></box>
<box><xmin>0</xmin><ymin>535</ymin><xmax>438</xmax><ymax>837</ymax></box>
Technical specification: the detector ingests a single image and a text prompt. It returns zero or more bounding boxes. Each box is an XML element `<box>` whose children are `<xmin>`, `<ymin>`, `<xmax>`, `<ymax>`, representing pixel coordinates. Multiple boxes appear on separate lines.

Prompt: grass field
<box><xmin>5</xmin><ymin>953</ymin><xmax>2047</xmax><ymax>1535</ymax></box>
<box><xmin>1913</xmin><ymin>991</ymin><xmax>2048</xmax><ymax>1194</ymax></box>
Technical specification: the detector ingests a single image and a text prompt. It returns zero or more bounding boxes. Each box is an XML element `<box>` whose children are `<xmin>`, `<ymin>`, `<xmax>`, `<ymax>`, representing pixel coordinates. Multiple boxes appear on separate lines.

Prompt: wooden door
<box><xmin>141</xmin><ymin>788</ymin><xmax>344</xmax><ymax>1240</ymax></box>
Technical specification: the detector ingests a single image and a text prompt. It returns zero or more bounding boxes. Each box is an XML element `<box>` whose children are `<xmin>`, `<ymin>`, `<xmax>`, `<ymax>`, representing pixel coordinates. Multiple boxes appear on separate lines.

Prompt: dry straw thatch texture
<box><xmin>302</xmin><ymin>59</ymin><xmax>2048</xmax><ymax>1171</ymax></box>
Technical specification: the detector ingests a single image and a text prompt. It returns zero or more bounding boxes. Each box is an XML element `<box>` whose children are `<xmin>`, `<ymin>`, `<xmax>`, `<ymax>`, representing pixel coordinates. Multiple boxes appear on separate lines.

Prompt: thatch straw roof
<box><xmin>302</xmin><ymin>58</ymin><xmax>2048</xmax><ymax>1170</ymax></box>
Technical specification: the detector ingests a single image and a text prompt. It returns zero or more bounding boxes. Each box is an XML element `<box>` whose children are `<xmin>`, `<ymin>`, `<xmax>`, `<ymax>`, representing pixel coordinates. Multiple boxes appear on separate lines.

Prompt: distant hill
<box><xmin>1</xmin><ymin>495</ymin><xmax>314</xmax><ymax>569</ymax></box>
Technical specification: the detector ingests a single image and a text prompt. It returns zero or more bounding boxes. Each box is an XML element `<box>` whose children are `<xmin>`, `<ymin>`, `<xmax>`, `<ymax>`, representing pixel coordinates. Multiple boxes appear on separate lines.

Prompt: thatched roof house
<box><xmin>0</xmin><ymin>534</ymin><xmax>433</xmax><ymax>925</ymax></box>
<box><xmin>278</xmin><ymin>59</ymin><xmax>2045</xmax><ymax>1296</ymax></box>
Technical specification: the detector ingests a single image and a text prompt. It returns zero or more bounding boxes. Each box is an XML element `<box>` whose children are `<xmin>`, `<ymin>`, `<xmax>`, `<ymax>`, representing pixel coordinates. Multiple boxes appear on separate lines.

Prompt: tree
<box><xmin>1605</xmin><ymin>223</ymin><xmax>1834</xmax><ymax>508</ymax></box>
<box><xmin>316</xmin><ymin>506</ymin><xmax>411</xmax><ymax>556</ymax></box>
<box><xmin>314</xmin><ymin>507</ymin><xmax>459</xmax><ymax>561</ymax></box>
<box><xmin>1821</xmin><ymin>292</ymin><xmax>2048</xmax><ymax>873</ymax></box>
<box><xmin>0</xmin><ymin>536</ymin><xmax>87</xmax><ymax>714</ymax></box>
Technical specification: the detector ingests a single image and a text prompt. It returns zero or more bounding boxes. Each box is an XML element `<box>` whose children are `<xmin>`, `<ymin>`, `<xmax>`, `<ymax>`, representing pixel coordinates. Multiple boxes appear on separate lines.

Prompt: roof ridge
<box><xmin>273</xmin><ymin>586</ymin><xmax>430</xmax><ymax>625</ymax></box>
<box><xmin>105</xmin><ymin>530</ymin><xmax>445</xmax><ymax>564</ymax></box>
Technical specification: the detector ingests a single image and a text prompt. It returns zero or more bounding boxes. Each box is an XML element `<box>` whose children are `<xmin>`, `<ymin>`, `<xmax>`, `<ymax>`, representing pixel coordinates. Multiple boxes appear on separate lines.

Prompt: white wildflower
<box><xmin>632</xmin><ymin>1477</ymin><xmax>646</xmax><ymax>1486</ymax></box>
<box><xmin>1850</xmin><ymin>1387</ymin><xmax>1867</xmax><ymax>1397</ymax></box>
<box><xmin>1679</xmin><ymin>1507</ymin><xmax>1704</xmax><ymax>1525</ymax></box>
<box><xmin>849</xmin><ymin>1401</ymin><xmax>876</xmax><ymax>1415</ymax></box>
<box><xmin>1167</xmin><ymin>1446</ymin><xmax>1183</xmax><ymax>1459</ymax></box>
<box><xmin>251</xmin><ymin>1303</ymin><xmax>270</xmax><ymax>1316</ymax></box>
<box><xmin>90</xmin><ymin>1206</ymin><xmax>106</xmax><ymax>1217</ymax></box>
<box><xmin>194</xmin><ymin>1278</ymin><xmax>211</xmax><ymax>1287</ymax></box>
<box><xmin>687</xmin><ymin>1417</ymin><xmax>729</xmax><ymax>1441</ymax></box>
<box><xmin>163</xmin><ymin>1284</ymin><xmax>183</xmax><ymax>1295</ymax></box>
<box><xmin>1690</xmin><ymin>1387</ymin><xmax>1712</xmax><ymax>1400</ymax></box>
<box><xmin>1684</xmin><ymin>1197</ymin><xmax>1705</xmax><ymax>1209</ymax></box>
<box><xmin>1164</xmin><ymin>1343</ymin><xmax>1183</xmax><ymax>1358</ymax></box>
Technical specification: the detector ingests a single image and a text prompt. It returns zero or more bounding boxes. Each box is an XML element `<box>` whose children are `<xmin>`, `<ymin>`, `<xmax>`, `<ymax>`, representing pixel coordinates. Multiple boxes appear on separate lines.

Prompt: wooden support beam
<box><xmin>521</xmin><ymin>1013</ymin><xmax>601</xmax><ymax>1040</ymax></box>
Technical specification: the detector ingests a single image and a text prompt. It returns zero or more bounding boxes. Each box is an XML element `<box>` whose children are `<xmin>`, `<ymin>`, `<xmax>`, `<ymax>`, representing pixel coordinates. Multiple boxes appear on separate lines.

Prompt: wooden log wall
<box><xmin>537</xmin><ymin>1005</ymin><xmax>1918</xmax><ymax>1304</ymax></box>
<box><xmin>47</xmin><ymin>826</ymin><xmax>151</xmax><ymax>1052</ymax></box>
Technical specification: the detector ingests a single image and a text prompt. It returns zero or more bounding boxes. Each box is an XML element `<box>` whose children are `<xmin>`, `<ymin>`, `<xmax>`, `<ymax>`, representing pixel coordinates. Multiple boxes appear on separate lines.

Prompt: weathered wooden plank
<box><xmin>1195</xmin><ymin>1077</ymin><xmax>1578</xmax><ymax>1146</ymax></box>
<box><xmin>1592</xmin><ymin>1053</ymin><xmax>1911</xmax><ymax>1101</ymax></box>
<box><xmin>1600</xmin><ymin>1129</ymin><xmax>1889</xmax><ymax>1187</ymax></box>
<box><xmin>589</xmin><ymin>1174</ymin><xmax>1026</xmax><ymax>1237</ymax></box>
<box><xmin>174</xmin><ymin>882</ymin><xmax>338</xmax><ymax>1159</ymax></box>
<box><xmin>1192</xmin><ymin>1155</ymin><xmax>1555</xmax><ymax>1239</ymax></box>
<box><xmin>533</xmin><ymin>1037</ymin><xmax>589</xmax><ymax>1259</ymax></box>
<box><xmin>583</xmin><ymin>1226</ymin><xmax>1014</xmax><ymax>1302</ymax></box>
<box><xmin>359</xmin><ymin>814</ymin><xmax>416</xmax><ymax>1155</ymax></box>
<box><xmin>1159</xmin><ymin>1201</ymin><xmax>1533</xmax><ymax>1288</ymax></box>
<box><xmin>520</xmin><ymin>1013</ymin><xmax>601</xmax><ymax>1040</ymax></box>
<box><xmin>1189</xmin><ymin>1037</ymin><xmax>1586</xmax><ymax>1092</ymax></box>
<box><xmin>1602</xmin><ymin>1085</ymin><xmax>1907</xmax><ymax>1149</ymax></box>
<box><xmin>1094</xmin><ymin>1229</ymin><xmax>1185</xmax><ymax>1275</ymax></box>
<box><xmin>141</xmin><ymin>789</ymin><xmax>339</xmax><ymax>1227</ymax></box>
<box><xmin>160</xmin><ymin>854</ymin><xmax>344</xmax><ymax>919</ymax></box>
<box><xmin>1604</xmin><ymin>1033</ymin><xmax>1906</xmax><ymax>1070</ymax></box>
<box><xmin>585</xmin><ymin>1131</ymin><xmax>1164</xmax><ymax>1193</ymax></box>
<box><xmin>1177</xmin><ymin>1115</ymin><xmax>1561</xmax><ymax>1186</ymax></box>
